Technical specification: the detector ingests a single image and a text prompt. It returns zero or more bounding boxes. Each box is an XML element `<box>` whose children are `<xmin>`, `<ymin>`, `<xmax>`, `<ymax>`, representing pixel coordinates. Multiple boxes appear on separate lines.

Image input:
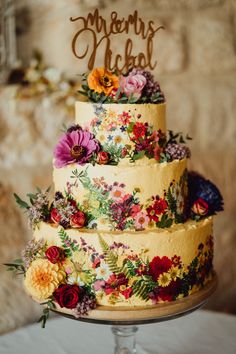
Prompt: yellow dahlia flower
<box><xmin>24</xmin><ymin>258</ymin><xmax>66</xmax><ymax>301</ymax></box>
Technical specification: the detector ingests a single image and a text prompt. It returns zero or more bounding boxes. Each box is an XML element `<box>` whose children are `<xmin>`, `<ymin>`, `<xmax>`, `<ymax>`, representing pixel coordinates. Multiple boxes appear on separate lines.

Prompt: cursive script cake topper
<box><xmin>70</xmin><ymin>9</ymin><xmax>164</xmax><ymax>74</ymax></box>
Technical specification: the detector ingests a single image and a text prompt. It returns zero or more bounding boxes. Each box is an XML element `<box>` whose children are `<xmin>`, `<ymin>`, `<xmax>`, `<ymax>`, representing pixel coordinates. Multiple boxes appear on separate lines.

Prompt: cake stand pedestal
<box><xmin>52</xmin><ymin>275</ymin><xmax>217</xmax><ymax>354</ymax></box>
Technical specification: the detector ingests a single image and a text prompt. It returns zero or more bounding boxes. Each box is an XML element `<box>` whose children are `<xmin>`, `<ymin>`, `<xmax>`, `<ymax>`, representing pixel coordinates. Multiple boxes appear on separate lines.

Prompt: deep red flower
<box><xmin>104</xmin><ymin>273</ymin><xmax>128</xmax><ymax>295</ymax></box>
<box><xmin>45</xmin><ymin>246</ymin><xmax>65</xmax><ymax>264</ymax></box>
<box><xmin>121</xmin><ymin>147</ymin><xmax>128</xmax><ymax>158</ymax></box>
<box><xmin>50</xmin><ymin>208</ymin><xmax>61</xmax><ymax>223</ymax></box>
<box><xmin>192</xmin><ymin>198</ymin><xmax>209</xmax><ymax>216</ymax></box>
<box><xmin>132</xmin><ymin>122</ymin><xmax>147</xmax><ymax>138</ymax></box>
<box><xmin>69</xmin><ymin>199</ymin><xmax>77</xmax><ymax>208</ymax></box>
<box><xmin>97</xmin><ymin>151</ymin><xmax>110</xmax><ymax>165</ymax></box>
<box><xmin>171</xmin><ymin>255</ymin><xmax>181</xmax><ymax>266</ymax></box>
<box><xmin>53</xmin><ymin>284</ymin><xmax>82</xmax><ymax>309</ymax></box>
<box><xmin>70</xmin><ymin>211</ymin><xmax>86</xmax><ymax>228</ymax></box>
<box><xmin>149</xmin><ymin>256</ymin><xmax>172</xmax><ymax>281</ymax></box>
<box><xmin>158</xmin><ymin>279</ymin><xmax>182</xmax><ymax>302</ymax></box>
<box><xmin>153</xmin><ymin>144</ymin><xmax>162</xmax><ymax>161</ymax></box>
<box><xmin>121</xmin><ymin>287</ymin><xmax>133</xmax><ymax>299</ymax></box>
<box><xmin>146</xmin><ymin>198</ymin><xmax>168</xmax><ymax>222</ymax></box>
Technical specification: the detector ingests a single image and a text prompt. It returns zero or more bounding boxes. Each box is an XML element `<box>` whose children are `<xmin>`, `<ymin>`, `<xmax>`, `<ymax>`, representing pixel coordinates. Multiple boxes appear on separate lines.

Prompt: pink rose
<box><xmin>120</xmin><ymin>73</ymin><xmax>146</xmax><ymax>99</ymax></box>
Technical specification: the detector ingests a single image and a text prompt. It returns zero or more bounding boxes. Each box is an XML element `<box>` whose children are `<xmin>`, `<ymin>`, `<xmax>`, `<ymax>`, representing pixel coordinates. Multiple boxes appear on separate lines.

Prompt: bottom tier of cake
<box><xmin>25</xmin><ymin>217</ymin><xmax>215</xmax><ymax>317</ymax></box>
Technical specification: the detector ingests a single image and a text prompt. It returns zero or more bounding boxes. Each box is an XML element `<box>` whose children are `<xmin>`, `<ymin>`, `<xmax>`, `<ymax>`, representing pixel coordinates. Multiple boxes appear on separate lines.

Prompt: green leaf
<box><xmin>166</xmin><ymin>188</ymin><xmax>177</xmax><ymax>214</ymax></box>
<box><xmin>78</xmin><ymin>90</ymin><xmax>88</xmax><ymax>97</ymax></box>
<box><xmin>13</xmin><ymin>193</ymin><xmax>29</xmax><ymax>210</ymax></box>
<box><xmin>126</xmin><ymin>122</ymin><xmax>135</xmax><ymax>133</ymax></box>
<box><xmin>121</xmin><ymin>259</ymin><xmax>136</xmax><ymax>277</ymax></box>
<box><xmin>81</xmin><ymin>84</ymin><xmax>89</xmax><ymax>91</ymax></box>
<box><xmin>128</xmin><ymin>94</ymin><xmax>139</xmax><ymax>104</ymax></box>
<box><xmin>58</xmin><ymin>228</ymin><xmax>79</xmax><ymax>256</ymax></box>
<box><xmin>132</xmin><ymin>276</ymin><xmax>156</xmax><ymax>301</ymax></box>
<box><xmin>98</xmin><ymin>234</ymin><xmax>120</xmax><ymax>274</ymax></box>
<box><xmin>156</xmin><ymin>214</ymin><xmax>173</xmax><ymax>228</ymax></box>
<box><xmin>4</xmin><ymin>261</ymin><xmax>25</xmax><ymax>275</ymax></box>
<box><xmin>131</xmin><ymin>150</ymin><xmax>145</xmax><ymax>162</ymax></box>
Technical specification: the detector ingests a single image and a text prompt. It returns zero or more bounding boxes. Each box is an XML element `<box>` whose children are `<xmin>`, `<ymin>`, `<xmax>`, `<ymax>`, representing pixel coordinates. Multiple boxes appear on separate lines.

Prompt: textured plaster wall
<box><xmin>0</xmin><ymin>0</ymin><xmax>236</xmax><ymax>333</ymax></box>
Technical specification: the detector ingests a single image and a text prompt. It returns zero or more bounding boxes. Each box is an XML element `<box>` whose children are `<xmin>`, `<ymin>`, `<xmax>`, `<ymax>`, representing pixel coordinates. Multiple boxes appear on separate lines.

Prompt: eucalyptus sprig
<box><xmin>4</xmin><ymin>259</ymin><xmax>25</xmax><ymax>275</ymax></box>
<box><xmin>38</xmin><ymin>300</ymin><xmax>56</xmax><ymax>328</ymax></box>
<box><xmin>14</xmin><ymin>187</ymin><xmax>51</xmax><ymax>211</ymax></box>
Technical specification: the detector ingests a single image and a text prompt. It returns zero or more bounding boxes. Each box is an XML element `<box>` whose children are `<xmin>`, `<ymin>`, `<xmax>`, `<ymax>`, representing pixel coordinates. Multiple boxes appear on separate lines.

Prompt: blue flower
<box><xmin>93</xmin><ymin>104</ymin><xmax>106</xmax><ymax>116</ymax></box>
<box><xmin>188</xmin><ymin>172</ymin><xmax>224</xmax><ymax>215</ymax></box>
<box><xmin>120</xmin><ymin>126</ymin><xmax>127</xmax><ymax>132</ymax></box>
<box><xmin>107</xmin><ymin>135</ymin><xmax>113</xmax><ymax>141</ymax></box>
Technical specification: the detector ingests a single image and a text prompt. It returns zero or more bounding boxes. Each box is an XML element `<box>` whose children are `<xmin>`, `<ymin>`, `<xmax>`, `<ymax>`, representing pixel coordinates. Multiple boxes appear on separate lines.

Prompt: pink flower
<box><xmin>93</xmin><ymin>279</ymin><xmax>105</xmax><ymax>291</ymax></box>
<box><xmin>54</xmin><ymin>128</ymin><xmax>100</xmax><ymax>168</ymax></box>
<box><xmin>90</xmin><ymin>117</ymin><xmax>99</xmax><ymax>127</ymax></box>
<box><xmin>119</xmin><ymin>73</ymin><xmax>146</xmax><ymax>99</ymax></box>
<box><xmin>131</xmin><ymin>204</ymin><xmax>141</xmax><ymax>217</ymax></box>
<box><xmin>134</xmin><ymin>211</ymin><xmax>150</xmax><ymax>230</ymax></box>
<box><xmin>107</xmin><ymin>122</ymin><xmax>117</xmax><ymax>130</ymax></box>
<box><xmin>111</xmin><ymin>186</ymin><xmax>125</xmax><ymax>202</ymax></box>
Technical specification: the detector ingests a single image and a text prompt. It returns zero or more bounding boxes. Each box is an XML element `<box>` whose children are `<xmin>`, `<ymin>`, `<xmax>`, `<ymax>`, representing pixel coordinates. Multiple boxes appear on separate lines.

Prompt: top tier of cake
<box><xmin>75</xmin><ymin>102</ymin><xmax>166</xmax><ymax>144</ymax></box>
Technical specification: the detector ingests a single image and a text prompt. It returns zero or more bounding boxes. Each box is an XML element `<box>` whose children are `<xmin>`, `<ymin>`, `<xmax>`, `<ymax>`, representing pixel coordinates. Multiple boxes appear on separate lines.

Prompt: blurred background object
<box><xmin>0</xmin><ymin>0</ymin><xmax>17</xmax><ymax>83</ymax></box>
<box><xmin>0</xmin><ymin>0</ymin><xmax>236</xmax><ymax>334</ymax></box>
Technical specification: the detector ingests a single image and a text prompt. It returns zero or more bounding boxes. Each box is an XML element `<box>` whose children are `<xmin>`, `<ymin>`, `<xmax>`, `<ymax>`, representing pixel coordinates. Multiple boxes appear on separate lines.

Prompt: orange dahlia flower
<box><xmin>87</xmin><ymin>67</ymin><xmax>119</xmax><ymax>95</ymax></box>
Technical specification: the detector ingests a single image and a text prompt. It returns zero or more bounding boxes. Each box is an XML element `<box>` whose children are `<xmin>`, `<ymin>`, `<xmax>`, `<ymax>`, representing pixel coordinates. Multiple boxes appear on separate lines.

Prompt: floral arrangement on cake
<box><xmin>13</xmin><ymin>170</ymin><xmax>223</xmax><ymax>232</ymax></box>
<box><xmin>53</xmin><ymin>123</ymin><xmax>191</xmax><ymax>167</ymax></box>
<box><xmin>188</xmin><ymin>172</ymin><xmax>224</xmax><ymax>220</ymax></box>
<box><xmin>78</xmin><ymin>67</ymin><xmax>165</xmax><ymax>104</ymax></box>
<box><xmin>5</xmin><ymin>231</ymin><xmax>214</xmax><ymax>327</ymax></box>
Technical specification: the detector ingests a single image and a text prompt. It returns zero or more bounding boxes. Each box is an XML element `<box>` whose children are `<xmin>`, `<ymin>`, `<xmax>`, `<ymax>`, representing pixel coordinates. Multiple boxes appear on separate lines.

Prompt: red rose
<box><xmin>149</xmin><ymin>256</ymin><xmax>172</xmax><ymax>281</ymax></box>
<box><xmin>53</xmin><ymin>284</ymin><xmax>82</xmax><ymax>309</ymax></box>
<box><xmin>70</xmin><ymin>210</ymin><xmax>86</xmax><ymax>228</ymax></box>
<box><xmin>97</xmin><ymin>151</ymin><xmax>110</xmax><ymax>165</ymax></box>
<box><xmin>51</xmin><ymin>208</ymin><xmax>61</xmax><ymax>224</ymax></box>
<box><xmin>132</xmin><ymin>122</ymin><xmax>147</xmax><ymax>138</ymax></box>
<box><xmin>45</xmin><ymin>246</ymin><xmax>65</xmax><ymax>264</ymax></box>
<box><xmin>192</xmin><ymin>198</ymin><xmax>209</xmax><ymax>216</ymax></box>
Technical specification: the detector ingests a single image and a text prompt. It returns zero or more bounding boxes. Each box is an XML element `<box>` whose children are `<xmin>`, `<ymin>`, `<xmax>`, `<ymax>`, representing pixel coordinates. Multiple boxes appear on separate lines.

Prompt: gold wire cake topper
<box><xmin>70</xmin><ymin>9</ymin><xmax>164</xmax><ymax>74</ymax></box>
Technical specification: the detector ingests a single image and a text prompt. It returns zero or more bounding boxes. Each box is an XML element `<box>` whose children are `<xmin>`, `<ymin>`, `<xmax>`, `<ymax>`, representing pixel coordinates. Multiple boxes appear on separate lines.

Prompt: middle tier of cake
<box><xmin>53</xmin><ymin>158</ymin><xmax>188</xmax><ymax>231</ymax></box>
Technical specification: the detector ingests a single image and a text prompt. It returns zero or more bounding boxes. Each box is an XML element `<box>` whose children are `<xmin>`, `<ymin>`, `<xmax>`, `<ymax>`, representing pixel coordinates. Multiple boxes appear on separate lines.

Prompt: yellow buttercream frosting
<box><xmin>33</xmin><ymin>217</ymin><xmax>213</xmax><ymax>307</ymax></box>
<box><xmin>75</xmin><ymin>101</ymin><xmax>166</xmax><ymax>134</ymax></box>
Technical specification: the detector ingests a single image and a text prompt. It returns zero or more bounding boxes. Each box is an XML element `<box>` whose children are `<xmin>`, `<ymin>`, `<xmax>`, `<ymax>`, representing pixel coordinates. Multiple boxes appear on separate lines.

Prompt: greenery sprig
<box><xmin>4</xmin><ymin>259</ymin><xmax>25</xmax><ymax>275</ymax></box>
<box><xmin>38</xmin><ymin>300</ymin><xmax>56</xmax><ymax>328</ymax></box>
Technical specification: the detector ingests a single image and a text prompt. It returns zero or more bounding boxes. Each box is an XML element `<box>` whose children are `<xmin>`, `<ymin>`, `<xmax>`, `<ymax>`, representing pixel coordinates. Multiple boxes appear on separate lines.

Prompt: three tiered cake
<box><xmin>10</xmin><ymin>67</ymin><xmax>223</xmax><ymax>322</ymax></box>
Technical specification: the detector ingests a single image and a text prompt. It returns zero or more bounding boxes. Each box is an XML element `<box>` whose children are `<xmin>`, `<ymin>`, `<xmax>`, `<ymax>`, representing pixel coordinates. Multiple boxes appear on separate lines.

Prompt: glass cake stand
<box><xmin>52</xmin><ymin>275</ymin><xmax>217</xmax><ymax>354</ymax></box>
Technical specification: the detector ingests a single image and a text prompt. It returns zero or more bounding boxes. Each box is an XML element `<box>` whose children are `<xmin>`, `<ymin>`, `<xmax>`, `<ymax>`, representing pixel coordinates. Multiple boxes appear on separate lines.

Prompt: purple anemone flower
<box><xmin>54</xmin><ymin>129</ymin><xmax>100</xmax><ymax>168</ymax></box>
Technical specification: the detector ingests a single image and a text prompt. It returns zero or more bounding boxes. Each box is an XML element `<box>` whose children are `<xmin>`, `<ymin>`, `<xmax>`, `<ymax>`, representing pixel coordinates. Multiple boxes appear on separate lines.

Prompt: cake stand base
<box><xmin>52</xmin><ymin>275</ymin><xmax>217</xmax><ymax>354</ymax></box>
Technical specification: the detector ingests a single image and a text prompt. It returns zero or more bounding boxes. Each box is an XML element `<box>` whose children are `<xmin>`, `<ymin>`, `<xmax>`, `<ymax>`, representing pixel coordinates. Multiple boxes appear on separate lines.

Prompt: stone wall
<box><xmin>0</xmin><ymin>0</ymin><xmax>236</xmax><ymax>333</ymax></box>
